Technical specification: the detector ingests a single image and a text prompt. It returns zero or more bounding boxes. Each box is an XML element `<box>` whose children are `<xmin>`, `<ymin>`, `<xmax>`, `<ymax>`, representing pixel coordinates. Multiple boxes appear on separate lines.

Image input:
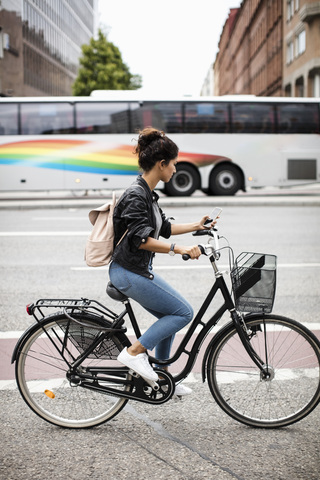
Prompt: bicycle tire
<box><xmin>206</xmin><ymin>314</ymin><xmax>320</xmax><ymax>428</ymax></box>
<box><xmin>15</xmin><ymin>312</ymin><xmax>131</xmax><ymax>428</ymax></box>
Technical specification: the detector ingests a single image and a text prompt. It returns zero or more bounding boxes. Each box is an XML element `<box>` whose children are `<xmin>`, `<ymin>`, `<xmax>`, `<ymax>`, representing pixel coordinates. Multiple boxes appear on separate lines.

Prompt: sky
<box><xmin>98</xmin><ymin>0</ymin><xmax>242</xmax><ymax>96</ymax></box>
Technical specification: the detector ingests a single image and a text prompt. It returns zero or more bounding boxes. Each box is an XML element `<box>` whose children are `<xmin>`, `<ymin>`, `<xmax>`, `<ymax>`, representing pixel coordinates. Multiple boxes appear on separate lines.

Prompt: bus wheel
<box><xmin>209</xmin><ymin>164</ymin><xmax>242</xmax><ymax>196</ymax></box>
<box><xmin>164</xmin><ymin>164</ymin><xmax>200</xmax><ymax>196</ymax></box>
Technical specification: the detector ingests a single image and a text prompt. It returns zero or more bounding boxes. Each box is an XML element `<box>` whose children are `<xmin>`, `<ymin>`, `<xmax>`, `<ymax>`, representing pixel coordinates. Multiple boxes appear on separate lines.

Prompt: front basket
<box><xmin>231</xmin><ymin>252</ymin><xmax>277</xmax><ymax>313</ymax></box>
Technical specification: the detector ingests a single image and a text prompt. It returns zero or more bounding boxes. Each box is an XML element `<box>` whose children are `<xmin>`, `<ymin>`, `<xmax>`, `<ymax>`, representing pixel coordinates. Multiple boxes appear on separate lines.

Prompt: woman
<box><xmin>109</xmin><ymin>127</ymin><xmax>215</xmax><ymax>396</ymax></box>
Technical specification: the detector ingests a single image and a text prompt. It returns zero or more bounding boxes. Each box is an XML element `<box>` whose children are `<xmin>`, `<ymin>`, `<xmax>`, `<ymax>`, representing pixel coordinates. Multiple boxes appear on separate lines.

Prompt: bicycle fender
<box><xmin>11</xmin><ymin>322</ymin><xmax>43</xmax><ymax>363</ymax></box>
<box><xmin>11</xmin><ymin>311</ymin><xmax>75</xmax><ymax>363</ymax></box>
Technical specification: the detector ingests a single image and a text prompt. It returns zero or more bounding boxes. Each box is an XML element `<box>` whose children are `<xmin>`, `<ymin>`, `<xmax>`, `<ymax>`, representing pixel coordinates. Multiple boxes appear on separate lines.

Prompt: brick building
<box><xmin>0</xmin><ymin>0</ymin><xmax>97</xmax><ymax>97</ymax></box>
<box><xmin>283</xmin><ymin>0</ymin><xmax>320</xmax><ymax>97</ymax></box>
<box><xmin>213</xmin><ymin>0</ymin><xmax>320</xmax><ymax>97</ymax></box>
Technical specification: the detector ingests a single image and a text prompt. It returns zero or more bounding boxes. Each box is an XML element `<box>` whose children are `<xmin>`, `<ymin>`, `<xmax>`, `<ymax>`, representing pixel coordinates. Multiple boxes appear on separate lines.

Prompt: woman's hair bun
<box><xmin>137</xmin><ymin>127</ymin><xmax>165</xmax><ymax>148</ymax></box>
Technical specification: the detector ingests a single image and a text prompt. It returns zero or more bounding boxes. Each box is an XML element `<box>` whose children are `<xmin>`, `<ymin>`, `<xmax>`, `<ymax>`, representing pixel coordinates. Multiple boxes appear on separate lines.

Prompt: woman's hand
<box><xmin>198</xmin><ymin>215</ymin><xmax>218</xmax><ymax>231</ymax></box>
<box><xmin>170</xmin><ymin>215</ymin><xmax>218</xmax><ymax>236</ymax></box>
<box><xmin>175</xmin><ymin>244</ymin><xmax>202</xmax><ymax>259</ymax></box>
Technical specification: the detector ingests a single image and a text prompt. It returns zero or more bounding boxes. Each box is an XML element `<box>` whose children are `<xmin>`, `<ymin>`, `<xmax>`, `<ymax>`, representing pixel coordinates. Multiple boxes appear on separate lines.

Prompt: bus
<box><xmin>0</xmin><ymin>93</ymin><xmax>319</xmax><ymax>196</ymax></box>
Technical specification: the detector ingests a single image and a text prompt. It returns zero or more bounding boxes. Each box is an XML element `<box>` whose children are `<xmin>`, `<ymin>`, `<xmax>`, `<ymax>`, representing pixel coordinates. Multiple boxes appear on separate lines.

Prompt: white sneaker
<box><xmin>117</xmin><ymin>347</ymin><xmax>158</xmax><ymax>382</ymax></box>
<box><xmin>174</xmin><ymin>383</ymin><xmax>193</xmax><ymax>396</ymax></box>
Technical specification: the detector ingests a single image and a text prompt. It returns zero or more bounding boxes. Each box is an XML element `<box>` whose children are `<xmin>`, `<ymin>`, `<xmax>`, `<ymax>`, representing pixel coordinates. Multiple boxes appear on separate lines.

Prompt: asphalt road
<box><xmin>0</xmin><ymin>196</ymin><xmax>320</xmax><ymax>480</ymax></box>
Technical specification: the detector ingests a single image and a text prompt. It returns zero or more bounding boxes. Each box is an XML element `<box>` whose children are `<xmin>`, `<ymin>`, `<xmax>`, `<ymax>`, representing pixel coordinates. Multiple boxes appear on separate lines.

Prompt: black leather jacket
<box><xmin>111</xmin><ymin>176</ymin><xmax>172</xmax><ymax>279</ymax></box>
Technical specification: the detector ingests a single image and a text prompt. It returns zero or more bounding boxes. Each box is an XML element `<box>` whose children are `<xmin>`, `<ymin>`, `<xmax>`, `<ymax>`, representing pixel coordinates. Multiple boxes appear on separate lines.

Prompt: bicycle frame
<box><xmin>115</xmin><ymin>245</ymin><xmax>268</xmax><ymax>384</ymax></box>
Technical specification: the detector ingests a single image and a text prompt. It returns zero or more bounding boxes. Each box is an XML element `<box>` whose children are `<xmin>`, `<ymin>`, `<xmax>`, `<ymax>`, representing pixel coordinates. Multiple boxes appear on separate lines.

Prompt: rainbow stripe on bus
<box><xmin>0</xmin><ymin>139</ymin><xmax>221</xmax><ymax>175</ymax></box>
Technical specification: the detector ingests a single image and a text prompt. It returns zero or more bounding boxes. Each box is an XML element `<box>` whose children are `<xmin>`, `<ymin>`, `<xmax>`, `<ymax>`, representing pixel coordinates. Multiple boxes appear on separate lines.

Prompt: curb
<box><xmin>0</xmin><ymin>195</ymin><xmax>320</xmax><ymax>210</ymax></box>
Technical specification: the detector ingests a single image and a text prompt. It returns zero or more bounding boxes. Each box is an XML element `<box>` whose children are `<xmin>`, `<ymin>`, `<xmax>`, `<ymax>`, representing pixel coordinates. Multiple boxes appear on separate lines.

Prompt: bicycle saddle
<box><xmin>106</xmin><ymin>281</ymin><xmax>129</xmax><ymax>302</ymax></box>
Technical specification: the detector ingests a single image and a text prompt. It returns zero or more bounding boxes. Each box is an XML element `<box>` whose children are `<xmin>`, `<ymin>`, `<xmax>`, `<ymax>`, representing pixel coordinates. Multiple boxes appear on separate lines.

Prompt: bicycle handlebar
<box><xmin>183</xmin><ymin>227</ymin><xmax>221</xmax><ymax>261</ymax></box>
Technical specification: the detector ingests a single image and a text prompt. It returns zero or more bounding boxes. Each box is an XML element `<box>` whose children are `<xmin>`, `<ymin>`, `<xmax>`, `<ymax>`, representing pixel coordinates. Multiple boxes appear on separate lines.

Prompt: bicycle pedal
<box><xmin>128</xmin><ymin>370</ymin><xmax>159</xmax><ymax>390</ymax></box>
<box><xmin>145</xmin><ymin>380</ymin><xmax>160</xmax><ymax>391</ymax></box>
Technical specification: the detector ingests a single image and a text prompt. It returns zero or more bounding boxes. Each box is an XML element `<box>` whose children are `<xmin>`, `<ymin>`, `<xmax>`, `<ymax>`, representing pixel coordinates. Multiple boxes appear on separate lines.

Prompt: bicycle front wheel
<box><xmin>15</xmin><ymin>313</ymin><xmax>131</xmax><ymax>428</ymax></box>
<box><xmin>207</xmin><ymin>315</ymin><xmax>320</xmax><ymax>428</ymax></box>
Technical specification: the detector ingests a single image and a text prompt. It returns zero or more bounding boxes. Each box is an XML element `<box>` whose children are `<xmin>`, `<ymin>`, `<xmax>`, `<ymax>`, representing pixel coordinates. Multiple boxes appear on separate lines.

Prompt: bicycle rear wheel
<box><xmin>15</xmin><ymin>313</ymin><xmax>131</xmax><ymax>428</ymax></box>
<box><xmin>207</xmin><ymin>315</ymin><xmax>320</xmax><ymax>428</ymax></box>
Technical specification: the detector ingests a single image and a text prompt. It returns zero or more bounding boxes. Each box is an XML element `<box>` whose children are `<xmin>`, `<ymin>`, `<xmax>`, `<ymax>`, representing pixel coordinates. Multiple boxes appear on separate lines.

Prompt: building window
<box><xmin>296</xmin><ymin>30</ymin><xmax>306</xmax><ymax>56</ymax></box>
<box><xmin>286</xmin><ymin>41</ymin><xmax>294</xmax><ymax>64</ymax></box>
<box><xmin>313</xmin><ymin>75</ymin><xmax>320</xmax><ymax>97</ymax></box>
<box><xmin>295</xmin><ymin>77</ymin><xmax>304</xmax><ymax>97</ymax></box>
<box><xmin>284</xmin><ymin>84</ymin><xmax>292</xmax><ymax>97</ymax></box>
<box><xmin>287</xmin><ymin>0</ymin><xmax>294</xmax><ymax>21</ymax></box>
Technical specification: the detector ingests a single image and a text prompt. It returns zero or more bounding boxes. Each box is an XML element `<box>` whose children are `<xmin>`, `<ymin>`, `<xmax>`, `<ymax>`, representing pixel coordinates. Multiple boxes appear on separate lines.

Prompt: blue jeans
<box><xmin>109</xmin><ymin>262</ymin><xmax>193</xmax><ymax>363</ymax></box>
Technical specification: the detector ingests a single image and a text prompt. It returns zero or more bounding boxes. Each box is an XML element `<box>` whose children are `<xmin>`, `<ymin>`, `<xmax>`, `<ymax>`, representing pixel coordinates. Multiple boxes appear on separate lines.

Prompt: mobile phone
<box><xmin>204</xmin><ymin>207</ymin><xmax>222</xmax><ymax>226</ymax></box>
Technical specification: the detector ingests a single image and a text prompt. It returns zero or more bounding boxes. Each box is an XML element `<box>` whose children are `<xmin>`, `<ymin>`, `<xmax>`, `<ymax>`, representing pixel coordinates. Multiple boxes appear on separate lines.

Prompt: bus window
<box><xmin>277</xmin><ymin>103</ymin><xmax>319</xmax><ymax>133</ymax></box>
<box><xmin>0</xmin><ymin>103</ymin><xmax>19</xmax><ymax>135</ymax></box>
<box><xmin>20</xmin><ymin>103</ymin><xmax>74</xmax><ymax>134</ymax></box>
<box><xmin>231</xmin><ymin>103</ymin><xmax>275</xmax><ymax>133</ymax></box>
<box><xmin>133</xmin><ymin>102</ymin><xmax>183</xmax><ymax>133</ymax></box>
<box><xmin>75</xmin><ymin>102</ymin><xmax>130</xmax><ymax>133</ymax></box>
<box><xmin>184</xmin><ymin>102</ymin><xmax>230</xmax><ymax>133</ymax></box>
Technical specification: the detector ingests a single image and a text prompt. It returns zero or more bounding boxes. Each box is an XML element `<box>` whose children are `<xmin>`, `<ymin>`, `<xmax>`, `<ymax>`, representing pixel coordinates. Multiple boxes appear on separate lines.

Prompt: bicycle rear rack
<box><xmin>26</xmin><ymin>297</ymin><xmax>120</xmax><ymax>328</ymax></box>
<box><xmin>23</xmin><ymin>298</ymin><xmax>128</xmax><ymax>368</ymax></box>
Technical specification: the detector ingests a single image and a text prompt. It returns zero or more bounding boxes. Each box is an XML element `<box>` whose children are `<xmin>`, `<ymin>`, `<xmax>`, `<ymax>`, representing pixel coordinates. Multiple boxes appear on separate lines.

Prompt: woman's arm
<box><xmin>139</xmin><ymin>237</ymin><xmax>202</xmax><ymax>259</ymax></box>
<box><xmin>138</xmin><ymin>214</ymin><xmax>218</xmax><ymax>258</ymax></box>
<box><xmin>171</xmin><ymin>215</ymin><xmax>216</xmax><ymax>235</ymax></box>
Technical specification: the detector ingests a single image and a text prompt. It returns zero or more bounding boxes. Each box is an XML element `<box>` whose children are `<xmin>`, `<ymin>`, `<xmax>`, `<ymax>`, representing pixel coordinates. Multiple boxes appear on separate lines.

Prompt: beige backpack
<box><xmin>84</xmin><ymin>192</ymin><xmax>119</xmax><ymax>267</ymax></box>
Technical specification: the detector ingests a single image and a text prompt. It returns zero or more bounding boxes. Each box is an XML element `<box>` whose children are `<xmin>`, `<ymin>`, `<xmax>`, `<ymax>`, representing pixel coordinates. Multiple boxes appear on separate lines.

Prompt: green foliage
<box><xmin>72</xmin><ymin>29</ymin><xmax>142</xmax><ymax>96</ymax></box>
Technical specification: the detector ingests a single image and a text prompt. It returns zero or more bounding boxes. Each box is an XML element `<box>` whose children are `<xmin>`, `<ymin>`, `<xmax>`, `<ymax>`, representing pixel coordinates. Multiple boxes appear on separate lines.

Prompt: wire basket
<box><xmin>60</xmin><ymin>323</ymin><xmax>123</xmax><ymax>359</ymax></box>
<box><xmin>231</xmin><ymin>252</ymin><xmax>277</xmax><ymax>313</ymax></box>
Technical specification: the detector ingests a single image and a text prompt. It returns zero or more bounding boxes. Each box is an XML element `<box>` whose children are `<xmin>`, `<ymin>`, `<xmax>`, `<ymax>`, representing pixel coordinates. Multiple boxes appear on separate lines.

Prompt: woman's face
<box><xmin>160</xmin><ymin>158</ymin><xmax>177</xmax><ymax>183</ymax></box>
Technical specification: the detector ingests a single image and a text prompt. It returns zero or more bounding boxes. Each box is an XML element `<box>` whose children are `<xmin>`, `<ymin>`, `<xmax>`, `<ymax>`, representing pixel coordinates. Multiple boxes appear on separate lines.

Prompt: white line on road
<box><xmin>32</xmin><ymin>217</ymin><xmax>87</xmax><ymax>221</ymax></box>
<box><xmin>0</xmin><ymin>231</ymin><xmax>89</xmax><ymax>236</ymax></box>
<box><xmin>71</xmin><ymin>263</ymin><xmax>320</xmax><ymax>271</ymax></box>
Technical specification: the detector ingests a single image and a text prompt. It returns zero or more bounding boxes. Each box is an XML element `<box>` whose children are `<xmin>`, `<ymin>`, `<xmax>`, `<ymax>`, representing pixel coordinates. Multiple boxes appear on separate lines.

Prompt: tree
<box><xmin>72</xmin><ymin>29</ymin><xmax>142</xmax><ymax>95</ymax></box>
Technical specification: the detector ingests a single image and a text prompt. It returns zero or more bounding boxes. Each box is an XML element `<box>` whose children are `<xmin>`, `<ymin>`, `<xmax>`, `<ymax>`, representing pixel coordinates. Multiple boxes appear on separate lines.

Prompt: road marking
<box><xmin>0</xmin><ymin>231</ymin><xmax>89</xmax><ymax>236</ymax></box>
<box><xmin>0</xmin><ymin>380</ymin><xmax>16</xmax><ymax>390</ymax></box>
<box><xmin>71</xmin><ymin>263</ymin><xmax>320</xmax><ymax>271</ymax></box>
<box><xmin>32</xmin><ymin>217</ymin><xmax>87</xmax><ymax>221</ymax></box>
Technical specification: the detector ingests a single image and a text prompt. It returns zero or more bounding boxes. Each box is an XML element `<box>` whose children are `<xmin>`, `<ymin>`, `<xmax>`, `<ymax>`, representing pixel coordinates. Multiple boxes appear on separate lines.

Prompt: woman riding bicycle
<box><xmin>109</xmin><ymin>127</ymin><xmax>216</xmax><ymax>395</ymax></box>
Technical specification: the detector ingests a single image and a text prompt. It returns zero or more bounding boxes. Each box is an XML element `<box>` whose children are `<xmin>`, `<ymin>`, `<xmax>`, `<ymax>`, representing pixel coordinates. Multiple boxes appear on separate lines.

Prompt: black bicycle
<box><xmin>12</xmin><ymin>226</ymin><xmax>320</xmax><ymax>429</ymax></box>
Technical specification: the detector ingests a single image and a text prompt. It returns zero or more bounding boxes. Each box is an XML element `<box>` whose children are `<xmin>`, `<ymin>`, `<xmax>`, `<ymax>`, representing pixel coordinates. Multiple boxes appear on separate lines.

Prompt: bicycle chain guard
<box><xmin>80</xmin><ymin>368</ymin><xmax>175</xmax><ymax>405</ymax></box>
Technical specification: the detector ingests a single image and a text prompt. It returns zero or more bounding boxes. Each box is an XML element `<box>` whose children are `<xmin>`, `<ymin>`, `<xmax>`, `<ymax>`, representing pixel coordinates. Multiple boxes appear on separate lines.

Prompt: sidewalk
<box><xmin>0</xmin><ymin>184</ymin><xmax>320</xmax><ymax>209</ymax></box>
